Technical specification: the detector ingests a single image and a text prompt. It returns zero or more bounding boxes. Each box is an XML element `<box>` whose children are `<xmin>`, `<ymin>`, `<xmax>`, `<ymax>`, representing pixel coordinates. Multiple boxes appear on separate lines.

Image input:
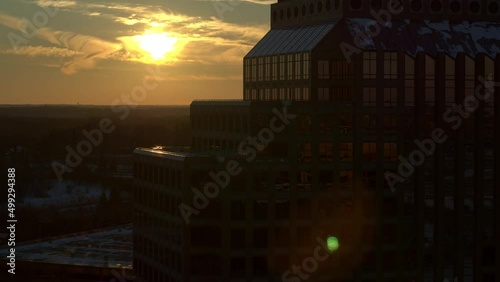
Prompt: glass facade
<box><xmin>245</xmin><ymin>52</ymin><xmax>310</xmax><ymax>83</ymax></box>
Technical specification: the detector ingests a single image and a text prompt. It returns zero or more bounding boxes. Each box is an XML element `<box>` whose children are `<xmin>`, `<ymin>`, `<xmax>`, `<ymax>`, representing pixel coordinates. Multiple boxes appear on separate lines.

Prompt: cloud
<box><xmin>199</xmin><ymin>0</ymin><xmax>276</xmax><ymax>4</ymax></box>
<box><xmin>0</xmin><ymin>12</ymin><xmax>122</xmax><ymax>74</ymax></box>
<box><xmin>244</xmin><ymin>0</ymin><xmax>276</xmax><ymax>4</ymax></box>
<box><xmin>113</xmin><ymin>11</ymin><xmax>267</xmax><ymax>64</ymax></box>
<box><xmin>33</xmin><ymin>0</ymin><xmax>78</xmax><ymax>8</ymax></box>
<box><xmin>28</xmin><ymin>1</ymin><xmax>269</xmax><ymax>65</ymax></box>
<box><xmin>47</xmin><ymin>3</ymin><xmax>269</xmax><ymax>64</ymax></box>
<box><xmin>2</xmin><ymin>0</ymin><xmax>270</xmax><ymax>79</ymax></box>
<box><xmin>0</xmin><ymin>46</ymin><xmax>83</xmax><ymax>58</ymax></box>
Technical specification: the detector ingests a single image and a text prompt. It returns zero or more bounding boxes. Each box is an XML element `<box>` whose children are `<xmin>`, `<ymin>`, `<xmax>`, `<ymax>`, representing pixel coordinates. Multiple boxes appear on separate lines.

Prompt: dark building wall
<box><xmin>271</xmin><ymin>0</ymin><xmax>500</xmax><ymax>29</ymax></box>
<box><xmin>133</xmin><ymin>0</ymin><xmax>500</xmax><ymax>281</ymax></box>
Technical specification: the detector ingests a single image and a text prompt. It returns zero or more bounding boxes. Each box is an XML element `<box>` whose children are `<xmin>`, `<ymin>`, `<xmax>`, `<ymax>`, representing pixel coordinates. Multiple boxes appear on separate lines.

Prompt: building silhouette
<box><xmin>133</xmin><ymin>0</ymin><xmax>500</xmax><ymax>281</ymax></box>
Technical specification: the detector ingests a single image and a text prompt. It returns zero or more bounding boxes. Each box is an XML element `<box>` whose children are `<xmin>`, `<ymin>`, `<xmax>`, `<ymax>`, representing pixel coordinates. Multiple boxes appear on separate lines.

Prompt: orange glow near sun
<box><xmin>137</xmin><ymin>33</ymin><xmax>178</xmax><ymax>60</ymax></box>
<box><xmin>120</xmin><ymin>31</ymin><xmax>180</xmax><ymax>63</ymax></box>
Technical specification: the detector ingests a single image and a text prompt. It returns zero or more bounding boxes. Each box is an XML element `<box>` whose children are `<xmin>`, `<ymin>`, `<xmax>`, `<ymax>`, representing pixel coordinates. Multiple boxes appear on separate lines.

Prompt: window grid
<box><xmin>294</xmin><ymin>53</ymin><xmax>302</xmax><ymax>79</ymax></box>
<box><xmin>332</xmin><ymin>60</ymin><xmax>353</xmax><ymax>79</ymax></box>
<box><xmin>384</xmin><ymin>52</ymin><xmax>398</xmax><ymax>79</ymax></box>
<box><xmin>363</xmin><ymin>142</ymin><xmax>377</xmax><ymax>161</ymax></box>
<box><xmin>318</xmin><ymin>87</ymin><xmax>330</xmax><ymax>101</ymax></box>
<box><xmin>383</xmin><ymin>143</ymin><xmax>398</xmax><ymax>161</ymax></box>
<box><xmin>363</xmin><ymin>88</ymin><xmax>377</xmax><ymax>107</ymax></box>
<box><xmin>303</xmin><ymin>53</ymin><xmax>310</xmax><ymax>79</ymax></box>
<box><xmin>363</xmin><ymin>52</ymin><xmax>377</xmax><ymax>79</ymax></box>
<box><xmin>258</xmin><ymin>57</ymin><xmax>264</xmax><ymax>81</ymax></box>
<box><xmin>318</xmin><ymin>60</ymin><xmax>329</xmax><ymax>79</ymax></box>
<box><xmin>272</xmin><ymin>56</ymin><xmax>278</xmax><ymax>80</ymax></box>
<box><xmin>279</xmin><ymin>55</ymin><xmax>286</xmax><ymax>80</ymax></box>
<box><xmin>287</xmin><ymin>54</ymin><xmax>294</xmax><ymax>80</ymax></box>
<box><xmin>384</xmin><ymin>88</ymin><xmax>398</xmax><ymax>107</ymax></box>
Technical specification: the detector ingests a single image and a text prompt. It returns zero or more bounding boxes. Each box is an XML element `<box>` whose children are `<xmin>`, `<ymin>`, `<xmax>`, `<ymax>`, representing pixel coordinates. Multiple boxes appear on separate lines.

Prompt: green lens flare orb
<box><xmin>327</xmin><ymin>236</ymin><xmax>339</xmax><ymax>252</ymax></box>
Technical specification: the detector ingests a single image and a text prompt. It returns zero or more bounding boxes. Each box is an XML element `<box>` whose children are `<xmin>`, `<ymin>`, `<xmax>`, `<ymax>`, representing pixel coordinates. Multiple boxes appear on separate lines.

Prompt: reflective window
<box><xmin>294</xmin><ymin>88</ymin><xmax>301</xmax><ymax>100</ymax></box>
<box><xmin>384</xmin><ymin>52</ymin><xmax>398</xmax><ymax>79</ymax></box>
<box><xmin>445</xmin><ymin>56</ymin><xmax>455</xmax><ymax>107</ymax></box>
<box><xmin>318</xmin><ymin>60</ymin><xmax>329</xmax><ymax>79</ymax></box>
<box><xmin>363</xmin><ymin>88</ymin><xmax>377</xmax><ymax>106</ymax></box>
<box><xmin>332</xmin><ymin>60</ymin><xmax>354</xmax><ymax>79</ymax></box>
<box><xmin>318</xmin><ymin>87</ymin><xmax>330</xmax><ymax>101</ymax></box>
<box><xmin>384</xmin><ymin>115</ymin><xmax>398</xmax><ymax>133</ymax></box>
<box><xmin>405</xmin><ymin>54</ymin><xmax>415</xmax><ymax>107</ymax></box>
<box><xmin>384</xmin><ymin>88</ymin><xmax>398</xmax><ymax>107</ymax></box>
<box><xmin>332</xmin><ymin>88</ymin><xmax>353</xmax><ymax>101</ymax></box>
<box><xmin>319</xmin><ymin>171</ymin><xmax>334</xmax><ymax>190</ymax></box>
<box><xmin>363</xmin><ymin>114</ymin><xmax>376</xmax><ymax>134</ymax></box>
<box><xmin>287</xmin><ymin>54</ymin><xmax>294</xmax><ymax>80</ymax></box>
<box><xmin>383</xmin><ymin>143</ymin><xmax>397</xmax><ymax>161</ymax></box>
<box><xmin>271</xmin><ymin>88</ymin><xmax>278</xmax><ymax>100</ymax></box>
<box><xmin>295</xmin><ymin>53</ymin><xmax>302</xmax><ymax>79</ymax></box>
<box><xmin>363</xmin><ymin>142</ymin><xmax>377</xmax><ymax>161</ymax></box>
<box><xmin>303</xmin><ymin>53</ymin><xmax>310</xmax><ymax>79</ymax></box>
<box><xmin>465</xmin><ymin>55</ymin><xmax>475</xmax><ymax>106</ymax></box>
<box><xmin>265</xmin><ymin>57</ymin><xmax>271</xmax><ymax>80</ymax></box>
<box><xmin>319</xmin><ymin>142</ymin><xmax>333</xmax><ymax>162</ymax></box>
<box><xmin>319</xmin><ymin>116</ymin><xmax>331</xmax><ymax>134</ymax></box>
<box><xmin>340</xmin><ymin>114</ymin><xmax>353</xmax><ymax>134</ymax></box>
<box><xmin>340</xmin><ymin>170</ymin><xmax>353</xmax><ymax>190</ymax></box>
<box><xmin>272</xmin><ymin>56</ymin><xmax>278</xmax><ymax>80</ymax></box>
<box><xmin>264</xmin><ymin>89</ymin><xmax>271</xmax><ymax>100</ymax></box>
<box><xmin>363</xmin><ymin>52</ymin><xmax>377</xmax><ymax>79</ymax></box>
<box><xmin>244</xmin><ymin>58</ymin><xmax>250</xmax><ymax>82</ymax></box>
<box><xmin>340</xmin><ymin>143</ymin><xmax>353</xmax><ymax>161</ymax></box>
<box><xmin>279</xmin><ymin>55</ymin><xmax>286</xmax><ymax>80</ymax></box>
<box><xmin>279</xmin><ymin>88</ymin><xmax>285</xmax><ymax>100</ymax></box>
<box><xmin>298</xmin><ymin>142</ymin><xmax>312</xmax><ymax>163</ymax></box>
<box><xmin>258</xmin><ymin>57</ymin><xmax>264</xmax><ymax>81</ymax></box>
<box><xmin>251</xmin><ymin>89</ymin><xmax>257</xmax><ymax>100</ymax></box>
<box><xmin>251</xmin><ymin>58</ymin><xmax>257</xmax><ymax>82</ymax></box>
<box><xmin>303</xmin><ymin>88</ymin><xmax>310</xmax><ymax>100</ymax></box>
<box><xmin>425</xmin><ymin>56</ymin><xmax>435</xmax><ymax>111</ymax></box>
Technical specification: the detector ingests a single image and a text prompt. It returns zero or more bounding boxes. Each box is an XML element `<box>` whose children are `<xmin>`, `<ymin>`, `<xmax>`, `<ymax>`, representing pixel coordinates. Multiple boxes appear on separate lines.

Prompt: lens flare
<box><xmin>327</xmin><ymin>236</ymin><xmax>339</xmax><ymax>252</ymax></box>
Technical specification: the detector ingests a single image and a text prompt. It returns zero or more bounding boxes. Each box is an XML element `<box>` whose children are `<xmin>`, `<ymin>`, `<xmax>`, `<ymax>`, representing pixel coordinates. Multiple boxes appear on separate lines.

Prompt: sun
<box><xmin>137</xmin><ymin>33</ymin><xmax>178</xmax><ymax>60</ymax></box>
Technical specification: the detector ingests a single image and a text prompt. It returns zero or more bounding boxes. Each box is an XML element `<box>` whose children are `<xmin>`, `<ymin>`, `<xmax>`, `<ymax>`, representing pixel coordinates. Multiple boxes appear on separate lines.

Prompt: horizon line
<box><xmin>0</xmin><ymin>104</ymin><xmax>191</xmax><ymax>107</ymax></box>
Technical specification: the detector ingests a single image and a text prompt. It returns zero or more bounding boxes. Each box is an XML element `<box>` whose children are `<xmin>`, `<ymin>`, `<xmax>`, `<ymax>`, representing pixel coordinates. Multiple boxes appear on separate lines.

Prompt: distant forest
<box><xmin>0</xmin><ymin>105</ymin><xmax>191</xmax><ymax>160</ymax></box>
<box><xmin>0</xmin><ymin>105</ymin><xmax>190</xmax><ymax>242</ymax></box>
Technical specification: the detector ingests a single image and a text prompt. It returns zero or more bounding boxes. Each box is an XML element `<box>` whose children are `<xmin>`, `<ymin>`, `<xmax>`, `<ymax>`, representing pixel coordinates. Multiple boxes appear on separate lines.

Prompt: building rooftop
<box><xmin>246</xmin><ymin>22</ymin><xmax>335</xmax><ymax>57</ymax></box>
<box><xmin>344</xmin><ymin>19</ymin><xmax>500</xmax><ymax>58</ymax></box>
<box><xmin>191</xmin><ymin>99</ymin><xmax>250</xmax><ymax>106</ymax></box>
<box><xmin>247</xmin><ymin>18</ymin><xmax>500</xmax><ymax>59</ymax></box>
<box><xmin>0</xmin><ymin>224</ymin><xmax>133</xmax><ymax>269</ymax></box>
<box><xmin>134</xmin><ymin>146</ymin><xmax>205</xmax><ymax>160</ymax></box>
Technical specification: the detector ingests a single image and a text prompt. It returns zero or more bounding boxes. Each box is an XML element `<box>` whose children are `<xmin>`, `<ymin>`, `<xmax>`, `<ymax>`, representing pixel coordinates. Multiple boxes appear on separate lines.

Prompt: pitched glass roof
<box><xmin>245</xmin><ymin>22</ymin><xmax>336</xmax><ymax>58</ymax></box>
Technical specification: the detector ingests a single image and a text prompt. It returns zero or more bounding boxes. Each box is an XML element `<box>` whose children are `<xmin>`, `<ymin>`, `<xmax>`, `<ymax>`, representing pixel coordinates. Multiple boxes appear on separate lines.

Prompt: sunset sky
<box><xmin>0</xmin><ymin>0</ymin><xmax>274</xmax><ymax>105</ymax></box>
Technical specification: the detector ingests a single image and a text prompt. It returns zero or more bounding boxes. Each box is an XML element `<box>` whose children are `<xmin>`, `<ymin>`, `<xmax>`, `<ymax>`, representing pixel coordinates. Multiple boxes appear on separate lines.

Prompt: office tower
<box><xmin>134</xmin><ymin>1</ymin><xmax>500</xmax><ymax>281</ymax></box>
